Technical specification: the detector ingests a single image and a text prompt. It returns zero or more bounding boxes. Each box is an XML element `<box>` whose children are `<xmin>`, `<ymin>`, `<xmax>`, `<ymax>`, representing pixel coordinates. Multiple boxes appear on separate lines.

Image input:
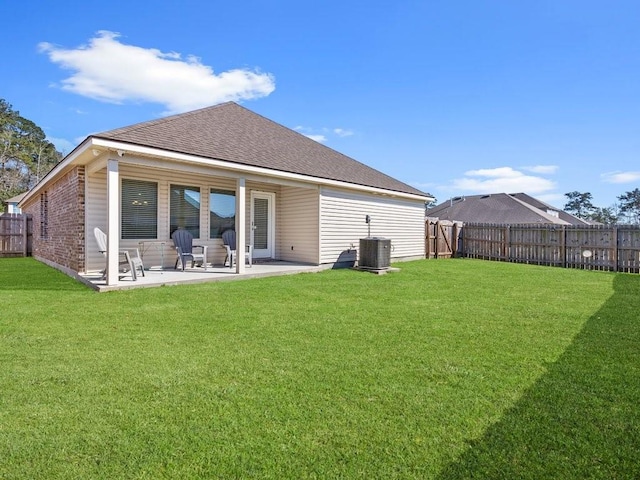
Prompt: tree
<box><xmin>617</xmin><ymin>188</ymin><xmax>640</xmax><ymax>224</ymax></box>
<box><xmin>563</xmin><ymin>191</ymin><xmax>595</xmax><ymax>219</ymax></box>
<box><xmin>0</xmin><ymin>99</ymin><xmax>62</xmax><ymax>212</ymax></box>
<box><xmin>587</xmin><ymin>206</ymin><xmax>619</xmax><ymax>225</ymax></box>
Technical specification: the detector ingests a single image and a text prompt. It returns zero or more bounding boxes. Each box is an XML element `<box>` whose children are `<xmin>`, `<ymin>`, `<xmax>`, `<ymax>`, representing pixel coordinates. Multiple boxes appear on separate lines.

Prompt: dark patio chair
<box><xmin>172</xmin><ymin>229</ymin><xmax>208</xmax><ymax>271</ymax></box>
<box><xmin>222</xmin><ymin>229</ymin><xmax>252</xmax><ymax>268</ymax></box>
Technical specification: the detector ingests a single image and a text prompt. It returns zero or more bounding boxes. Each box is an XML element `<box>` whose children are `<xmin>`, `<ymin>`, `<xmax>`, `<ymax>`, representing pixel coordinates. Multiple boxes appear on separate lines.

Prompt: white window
<box><xmin>122</xmin><ymin>179</ymin><xmax>158</xmax><ymax>239</ymax></box>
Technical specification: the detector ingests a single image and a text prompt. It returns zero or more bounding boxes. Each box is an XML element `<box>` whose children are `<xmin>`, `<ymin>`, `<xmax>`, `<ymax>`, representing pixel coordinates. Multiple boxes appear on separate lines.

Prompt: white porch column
<box><xmin>236</xmin><ymin>177</ymin><xmax>246</xmax><ymax>274</ymax></box>
<box><xmin>106</xmin><ymin>158</ymin><xmax>120</xmax><ymax>285</ymax></box>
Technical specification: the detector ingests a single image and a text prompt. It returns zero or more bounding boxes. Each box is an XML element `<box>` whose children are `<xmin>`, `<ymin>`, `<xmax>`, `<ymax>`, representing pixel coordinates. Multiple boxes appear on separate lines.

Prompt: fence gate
<box><xmin>0</xmin><ymin>214</ymin><xmax>32</xmax><ymax>257</ymax></box>
<box><xmin>426</xmin><ymin>219</ymin><xmax>459</xmax><ymax>258</ymax></box>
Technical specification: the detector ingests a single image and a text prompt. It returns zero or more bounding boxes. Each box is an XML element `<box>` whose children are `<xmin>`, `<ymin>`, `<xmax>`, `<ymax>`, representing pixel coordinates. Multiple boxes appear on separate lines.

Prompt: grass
<box><xmin>0</xmin><ymin>257</ymin><xmax>638</xmax><ymax>479</ymax></box>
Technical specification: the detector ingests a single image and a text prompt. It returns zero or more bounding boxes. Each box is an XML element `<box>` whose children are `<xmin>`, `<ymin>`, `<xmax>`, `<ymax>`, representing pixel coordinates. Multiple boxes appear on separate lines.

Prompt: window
<box><xmin>122</xmin><ymin>179</ymin><xmax>158</xmax><ymax>239</ymax></box>
<box><xmin>210</xmin><ymin>189</ymin><xmax>236</xmax><ymax>238</ymax></box>
<box><xmin>170</xmin><ymin>184</ymin><xmax>200</xmax><ymax>238</ymax></box>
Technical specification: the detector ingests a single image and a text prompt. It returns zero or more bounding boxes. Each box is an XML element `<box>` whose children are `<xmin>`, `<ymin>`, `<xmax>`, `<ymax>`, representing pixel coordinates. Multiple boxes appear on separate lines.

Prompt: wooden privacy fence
<box><xmin>461</xmin><ymin>223</ymin><xmax>640</xmax><ymax>273</ymax></box>
<box><xmin>0</xmin><ymin>214</ymin><xmax>32</xmax><ymax>257</ymax></box>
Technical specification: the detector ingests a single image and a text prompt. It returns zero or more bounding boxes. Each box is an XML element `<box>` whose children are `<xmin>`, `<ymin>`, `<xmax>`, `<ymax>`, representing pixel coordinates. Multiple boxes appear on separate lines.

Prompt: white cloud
<box><xmin>413</xmin><ymin>182</ymin><xmax>436</xmax><ymax>189</ymax></box>
<box><xmin>294</xmin><ymin>125</ymin><xmax>353</xmax><ymax>143</ymax></box>
<box><xmin>333</xmin><ymin>128</ymin><xmax>354</xmax><ymax>137</ymax></box>
<box><xmin>39</xmin><ymin>31</ymin><xmax>275</xmax><ymax>114</ymax></box>
<box><xmin>601</xmin><ymin>171</ymin><xmax>640</xmax><ymax>184</ymax></box>
<box><xmin>451</xmin><ymin>166</ymin><xmax>556</xmax><ymax>194</ymax></box>
<box><xmin>305</xmin><ymin>134</ymin><xmax>327</xmax><ymax>143</ymax></box>
<box><xmin>536</xmin><ymin>193</ymin><xmax>565</xmax><ymax>205</ymax></box>
<box><xmin>464</xmin><ymin>167</ymin><xmax>523</xmax><ymax>179</ymax></box>
<box><xmin>523</xmin><ymin>165</ymin><xmax>559</xmax><ymax>174</ymax></box>
<box><xmin>47</xmin><ymin>136</ymin><xmax>75</xmax><ymax>154</ymax></box>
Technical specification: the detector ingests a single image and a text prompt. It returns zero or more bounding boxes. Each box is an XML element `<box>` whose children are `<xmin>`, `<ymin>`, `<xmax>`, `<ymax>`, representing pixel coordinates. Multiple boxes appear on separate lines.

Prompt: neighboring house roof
<box><xmin>427</xmin><ymin>193</ymin><xmax>587</xmax><ymax>225</ymax></box>
<box><xmin>92</xmin><ymin>102</ymin><xmax>428</xmax><ymax>198</ymax></box>
<box><xmin>5</xmin><ymin>193</ymin><xmax>26</xmax><ymax>204</ymax></box>
<box><xmin>509</xmin><ymin>193</ymin><xmax>591</xmax><ymax>225</ymax></box>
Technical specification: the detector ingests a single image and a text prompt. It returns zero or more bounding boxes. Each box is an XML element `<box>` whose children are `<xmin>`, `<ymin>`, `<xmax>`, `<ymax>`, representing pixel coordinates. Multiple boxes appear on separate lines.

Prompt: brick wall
<box><xmin>22</xmin><ymin>166</ymin><xmax>86</xmax><ymax>272</ymax></box>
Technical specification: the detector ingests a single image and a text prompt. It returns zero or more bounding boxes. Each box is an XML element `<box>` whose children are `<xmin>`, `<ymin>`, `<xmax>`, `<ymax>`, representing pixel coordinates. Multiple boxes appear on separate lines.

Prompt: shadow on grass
<box><xmin>437</xmin><ymin>273</ymin><xmax>640</xmax><ymax>480</ymax></box>
<box><xmin>0</xmin><ymin>257</ymin><xmax>89</xmax><ymax>292</ymax></box>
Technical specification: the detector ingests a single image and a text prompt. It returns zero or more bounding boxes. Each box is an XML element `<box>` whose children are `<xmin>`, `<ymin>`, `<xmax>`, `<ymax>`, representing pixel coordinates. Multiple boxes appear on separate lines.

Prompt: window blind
<box><xmin>253</xmin><ymin>197</ymin><xmax>269</xmax><ymax>249</ymax></box>
<box><xmin>122</xmin><ymin>179</ymin><xmax>158</xmax><ymax>239</ymax></box>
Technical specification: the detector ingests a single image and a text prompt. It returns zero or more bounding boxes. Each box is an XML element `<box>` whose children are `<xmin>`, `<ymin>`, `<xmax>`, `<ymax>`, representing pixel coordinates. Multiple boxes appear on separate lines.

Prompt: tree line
<box><xmin>564</xmin><ymin>190</ymin><xmax>640</xmax><ymax>225</ymax></box>
<box><xmin>0</xmin><ymin>99</ymin><xmax>62</xmax><ymax>212</ymax></box>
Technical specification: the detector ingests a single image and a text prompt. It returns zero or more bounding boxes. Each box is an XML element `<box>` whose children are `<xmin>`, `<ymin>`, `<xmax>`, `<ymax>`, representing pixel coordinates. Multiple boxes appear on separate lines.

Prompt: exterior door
<box><xmin>251</xmin><ymin>191</ymin><xmax>275</xmax><ymax>258</ymax></box>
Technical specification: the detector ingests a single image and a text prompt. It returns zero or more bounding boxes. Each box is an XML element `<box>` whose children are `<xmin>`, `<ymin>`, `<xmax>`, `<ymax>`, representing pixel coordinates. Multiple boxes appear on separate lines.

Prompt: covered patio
<box><xmin>81</xmin><ymin>260</ymin><xmax>324</xmax><ymax>292</ymax></box>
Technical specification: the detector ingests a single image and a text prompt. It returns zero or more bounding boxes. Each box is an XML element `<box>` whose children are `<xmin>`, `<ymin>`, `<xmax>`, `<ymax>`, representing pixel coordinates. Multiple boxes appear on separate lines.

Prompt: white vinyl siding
<box><xmin>319</xmin><ymin>187</ymin><xmax>425</xmax><ymax>264</ymax></box>
<box><xmin>277</xmin><ymin>185</ymin><xmax>319</xmax><ymax>263</ymax></box>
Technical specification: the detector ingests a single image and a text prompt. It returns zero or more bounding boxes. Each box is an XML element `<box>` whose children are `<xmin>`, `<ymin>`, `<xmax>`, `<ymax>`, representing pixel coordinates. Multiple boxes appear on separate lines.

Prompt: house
<box><xmin>3</xmin><ymin>193</ymin><xmax>26</xmax><ymax>214</ymax></box>
<box><xmin>427</xmin><ymin>193</ymin><xmax>591</xmax><ymax>225</ymax></box>
<box><xmin>20</xmin><ymin>102</ymin><xmax>432</xmax><ymax>285</ymax></box>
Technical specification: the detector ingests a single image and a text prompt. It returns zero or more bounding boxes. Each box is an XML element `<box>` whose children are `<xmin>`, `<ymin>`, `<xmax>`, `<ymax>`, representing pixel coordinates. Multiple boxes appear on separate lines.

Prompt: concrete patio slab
<box><xmin>81</xmin><ymin>261</ymin><xmax>324</xmax><ymax>292</ymax></box>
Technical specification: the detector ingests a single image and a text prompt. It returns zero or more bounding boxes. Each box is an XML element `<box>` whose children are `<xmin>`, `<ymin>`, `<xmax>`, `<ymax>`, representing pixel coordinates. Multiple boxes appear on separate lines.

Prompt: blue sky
<box><xmin>2</xmin><ymin>1</ymin><xmax>639</xmax><ymax>208</ymax></box>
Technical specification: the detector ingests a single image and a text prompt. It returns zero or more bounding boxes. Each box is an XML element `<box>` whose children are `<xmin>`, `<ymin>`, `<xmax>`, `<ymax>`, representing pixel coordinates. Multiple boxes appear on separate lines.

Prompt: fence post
<box><xmin>562</xmin><ymin>226</ymin><xmax>567</xmax><ymax>268</ymax></box>
<box><xmin>461</xmin><ymin>224</ymin><xmax>466</xmax><ymax>257</ymax></box>
<box><xmin>22</xmin><ymin>214</ymin><xmax>28</xmax><ymax>256</ymax></box>
<box><xmin>505</xmin><ymin>225</ymin><xmax>511</xmax><ymax>261</ymax></box>
<box><xmin>424</xmin><ymin>220</ymin><xmax>428</xmax><ymax>258</ymax></box>
<box><xmin>452</xmin><ymin>222</ymin><xmax>459</xmax><ymax>257</ymax></box>
<box><xmin>613</xmin><ymin>225</ymin><xmax>619</xmax><ymax>272</ymax></box>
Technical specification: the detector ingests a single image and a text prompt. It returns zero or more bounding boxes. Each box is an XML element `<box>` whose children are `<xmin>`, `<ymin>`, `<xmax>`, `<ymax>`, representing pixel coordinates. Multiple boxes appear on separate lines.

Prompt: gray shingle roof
<box><xmin>427</xmin><ymin>193</ymin><xmax>574</xmax><ymax>224</ymax></box>
<box><xmin>94</xmin><ymin>102</ymin><xmax>428</xmax><ymax>197</ymax></box>
<box><xmin>510</xmin><ymin>193</ymin><xmax>591</xmax><ymax>225</ymax></box>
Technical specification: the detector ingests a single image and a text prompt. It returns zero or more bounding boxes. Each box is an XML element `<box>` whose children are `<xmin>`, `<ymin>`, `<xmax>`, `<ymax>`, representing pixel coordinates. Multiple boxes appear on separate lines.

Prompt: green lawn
<box><xmin>1</xmin><ymin>257</ymin><xmax>638</xmax><ymax>479</ymax></box>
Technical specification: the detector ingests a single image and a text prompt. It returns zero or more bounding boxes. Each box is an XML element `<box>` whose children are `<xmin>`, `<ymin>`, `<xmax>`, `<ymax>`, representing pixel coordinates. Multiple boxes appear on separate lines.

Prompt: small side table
<box><xmin>138</xmin><ymin>241</ymin><xmax>166</xmax><ymax>272</ymax></box>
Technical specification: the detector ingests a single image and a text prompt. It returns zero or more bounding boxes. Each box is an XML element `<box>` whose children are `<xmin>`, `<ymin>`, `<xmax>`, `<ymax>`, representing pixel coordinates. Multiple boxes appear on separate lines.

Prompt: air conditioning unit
<box><xmin>359</xmin><ymin>237</ymin><xmax>391</xmax><ymax>269</ymax></box>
